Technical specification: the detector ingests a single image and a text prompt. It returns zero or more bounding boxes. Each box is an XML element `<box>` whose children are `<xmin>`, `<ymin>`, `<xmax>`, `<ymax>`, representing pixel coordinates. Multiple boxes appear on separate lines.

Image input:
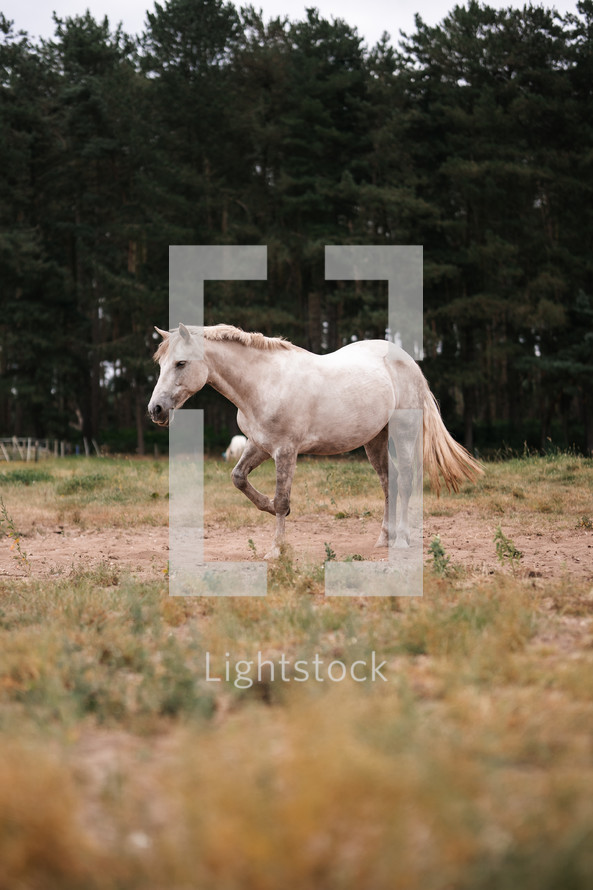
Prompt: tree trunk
<box><xmin>462</xmin><ymin>384</ymin><xmax>474</xmax><ymax>453</ymax></box>
<box><xmin>308</xmin><ymin>291</ymin><xmax>321</xmax><ymax>353</ymax></box>
<box><xmin>540</xmin><ymin>394</ymin><xmax>555</xmax><ymax>451</ymax></box>
<box><xmin>584</xmin><ymin>391</ymin><xmax>593</xmax><ymax>456</ymax></box>
<box><xmin>90</xmin><ymin>331</ymin><xmax>101</xmax><ymax>441</ymax></box>
<box><xmin>135</xmin><ymin>390</ymin><xmax>145</xmax><ymax>456</ymax></box>
<box><xmin>327</xmin><ymin>289</ymin><xmax>342</xmax><ymax>353</ymax></box>
<box><xmin>0</xmin><ymin>330</ymin><xmax>8</xmax><ymax>430</ymax></box>
<box><xmin>560</xmin><ymin>392</ymin><xmax>570</xmax><ymax>447</ymax></box>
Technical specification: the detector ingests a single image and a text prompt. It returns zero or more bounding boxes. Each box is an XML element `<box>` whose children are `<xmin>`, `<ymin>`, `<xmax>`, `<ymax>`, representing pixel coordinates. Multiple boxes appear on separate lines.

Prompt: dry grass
<box><xmin>461</xmin><ymin>454</ymin><xmax>593</xmax><ymax>532</ymax></box>
<box><xmin>0</xmin><ymin>741</ymin><xmax>108</xmax><ymax>890</ymax></box>
<box><xmin>0</xmin><ymin>452</ymin><xmax>592</xmax><ymax>887</ymax></box>
<box><xmin>0</xmin><ymin>458</ymin><xmax>169</xmax><ymax>531</ymax></box>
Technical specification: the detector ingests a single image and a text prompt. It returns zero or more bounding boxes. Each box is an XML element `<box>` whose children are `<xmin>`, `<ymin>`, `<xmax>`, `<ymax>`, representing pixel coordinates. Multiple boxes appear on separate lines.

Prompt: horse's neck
<box><xmin>204</xmin><ymin>340</ymin><xmax>275</xmax><ymax>411</ymax></box>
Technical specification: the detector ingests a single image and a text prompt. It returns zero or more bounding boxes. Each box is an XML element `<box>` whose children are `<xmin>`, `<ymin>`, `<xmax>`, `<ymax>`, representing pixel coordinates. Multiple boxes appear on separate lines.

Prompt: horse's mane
<box><xmin>154</xmin><ymin>324</ymin><xmax>296</xmax><ymax>361</ymax></box>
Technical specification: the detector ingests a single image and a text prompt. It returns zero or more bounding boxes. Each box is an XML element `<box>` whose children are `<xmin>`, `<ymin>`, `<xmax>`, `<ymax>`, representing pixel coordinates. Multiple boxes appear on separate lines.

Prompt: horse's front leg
<box><xmin>231</xmin><ymin>441</ymin><xmax>275</xmax><ymax>515</ymax></box>
<box><xmin>266</xmin><ymin>448</ymin><xmax>298</xmax><ymax>560</ymax></box>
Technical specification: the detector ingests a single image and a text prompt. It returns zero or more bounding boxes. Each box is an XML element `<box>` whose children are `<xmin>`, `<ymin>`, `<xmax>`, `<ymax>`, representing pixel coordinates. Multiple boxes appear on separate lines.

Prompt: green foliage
<box><xmin>0</xmin><ymin>572</ymin><xmax>216</xmax><ymax>726</ymax></box>
<box><xmin>324</xmin><ymin>542</ymin><xmax>337</xmax><ymax>562</ymax></box>
<box><xmin>0</xmin><ymin>469</ymin><xmax>52</xmax><ymax>485</ymax></box>
<box><xmin>494</xmin><ymin>524</ymin><xmax>523</xmax><ymax>570</ymax></box>
<box><xmin>56</xmin><ymin>473</ymin><xmax>108</xmax><ymax>495</ymax></box>
<box><xmin>428</xmin><ymin>534</ymin><xmax>452</xmax><ymax>577</ymax></box>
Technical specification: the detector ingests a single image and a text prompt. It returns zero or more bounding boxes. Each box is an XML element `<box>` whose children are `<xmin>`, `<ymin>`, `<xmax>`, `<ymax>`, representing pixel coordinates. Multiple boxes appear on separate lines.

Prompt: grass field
<box><xmin>0</xmin><ymin>453</ymin><xmax>592</xmax><ymax>889</ymax></box>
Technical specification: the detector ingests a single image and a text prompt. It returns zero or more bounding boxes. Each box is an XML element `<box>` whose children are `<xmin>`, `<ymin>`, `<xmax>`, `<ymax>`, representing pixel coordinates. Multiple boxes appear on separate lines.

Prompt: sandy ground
<box><xmin>2</xmin><ymin>508</ymin><xmax>591</xmax><ymax>582</ymax></box>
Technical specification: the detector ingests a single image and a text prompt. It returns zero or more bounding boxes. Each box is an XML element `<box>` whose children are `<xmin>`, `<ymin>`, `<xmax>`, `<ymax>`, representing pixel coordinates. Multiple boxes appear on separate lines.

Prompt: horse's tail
<box><xmin>423</xmin><ymin>389</ymin><xmax>483</xmax><ymax>495</ymax></box>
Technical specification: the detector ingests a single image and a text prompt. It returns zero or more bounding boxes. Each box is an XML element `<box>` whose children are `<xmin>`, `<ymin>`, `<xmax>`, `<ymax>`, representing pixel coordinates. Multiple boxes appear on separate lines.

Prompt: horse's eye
<box><xmin>176</xmin><ymin>361</ymin><xmax>187</xmax><ymax>369</ymax></box>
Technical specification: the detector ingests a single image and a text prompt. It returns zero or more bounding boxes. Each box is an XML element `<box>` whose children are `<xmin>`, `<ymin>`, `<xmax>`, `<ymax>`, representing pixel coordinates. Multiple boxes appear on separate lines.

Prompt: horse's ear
<box><xmin>179</xmin><ymin>323</ymin><xmax>191</xmax><ymax>343</ymax></box>
<box><xmin>154</xmin><ymin>326</ymin><xmax>170</xmax><ymax>339</ymax></box>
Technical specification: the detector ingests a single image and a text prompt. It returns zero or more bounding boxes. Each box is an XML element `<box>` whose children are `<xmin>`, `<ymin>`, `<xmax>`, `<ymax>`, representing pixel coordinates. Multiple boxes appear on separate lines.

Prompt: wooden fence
<box><xmin>0</xmin><ymin>437</ymin><xmax>102</xmax><ymax>461</ymax></box>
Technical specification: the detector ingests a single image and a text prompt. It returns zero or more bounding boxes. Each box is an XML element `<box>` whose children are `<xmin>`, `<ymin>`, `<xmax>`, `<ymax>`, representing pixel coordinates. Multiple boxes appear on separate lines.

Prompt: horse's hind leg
<box><xmin>231</xmin><ymin>441</ymin><xmax>275</xmax><ymax>515</ymax></box>
<box><xmin>391</xmin><ymin>412</ymin><xmax>422</xmax><ymax>548</ymax></box>
<box><xmin>364</xmin><ymin>426</ymin><xmax>395</xmax><ymax>549</ymax></box>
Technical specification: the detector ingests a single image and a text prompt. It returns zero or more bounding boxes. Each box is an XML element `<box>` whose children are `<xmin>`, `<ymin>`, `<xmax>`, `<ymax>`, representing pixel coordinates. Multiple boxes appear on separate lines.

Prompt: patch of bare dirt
<box><xmin>424</xmin><ymin>512</ymin><xmax>593</xmax><ymax>581</ymax></box>
<box><xmin>0</xmin><ymin>526</ymin><xmax>169</xmax><ymax>581</ymax></box>
<box><xmin>2</xmin><ymin>509</ymin><xmax>592</xmax><ymax>582</ymax></box>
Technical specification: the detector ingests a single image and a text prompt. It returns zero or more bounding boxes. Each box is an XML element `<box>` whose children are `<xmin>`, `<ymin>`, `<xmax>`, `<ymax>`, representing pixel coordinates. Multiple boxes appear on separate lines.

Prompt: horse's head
<box><xmin>148</xmin><ymin>324</ymin><xmax>208</xmax><ymax>427</ymax></box>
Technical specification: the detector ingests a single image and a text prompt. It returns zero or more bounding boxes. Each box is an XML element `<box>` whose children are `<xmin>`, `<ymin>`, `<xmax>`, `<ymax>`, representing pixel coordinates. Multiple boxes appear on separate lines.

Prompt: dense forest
<box><xmin>1</xmin><ymin>0</ymin><xmax>592</xmax><ymax>455</ymax></box>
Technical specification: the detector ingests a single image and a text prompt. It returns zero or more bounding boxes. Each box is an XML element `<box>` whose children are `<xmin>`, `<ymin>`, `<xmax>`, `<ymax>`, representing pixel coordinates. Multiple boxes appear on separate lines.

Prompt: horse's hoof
<box><xmin>264</xmin><ymin>546</ymin><xmax>281</xmax><ymax>560</ymax></box>
<box><xmin>394</xmin><ymin>537</ymin><xmax>410</xmax><ymax>549</ymax></box>
<box><xmin>374</xmin><ymin>536</ymin><xmax>389</xmax><ymax>549</ymax></box>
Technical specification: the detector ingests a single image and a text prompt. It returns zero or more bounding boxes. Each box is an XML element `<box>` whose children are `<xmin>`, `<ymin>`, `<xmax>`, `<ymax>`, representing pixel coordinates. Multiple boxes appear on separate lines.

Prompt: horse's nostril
<box><xmin>153</xmin><ymin>404</ymin><xmax>162</xmax><ymax>416</ymax></box>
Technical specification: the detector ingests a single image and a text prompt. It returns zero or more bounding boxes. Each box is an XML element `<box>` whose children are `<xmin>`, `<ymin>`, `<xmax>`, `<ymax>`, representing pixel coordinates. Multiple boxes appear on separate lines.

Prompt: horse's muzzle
<box><xmin>149</xmin><ymin>403</ymin><xmax>169</xmax><ymax>426</ymax></box>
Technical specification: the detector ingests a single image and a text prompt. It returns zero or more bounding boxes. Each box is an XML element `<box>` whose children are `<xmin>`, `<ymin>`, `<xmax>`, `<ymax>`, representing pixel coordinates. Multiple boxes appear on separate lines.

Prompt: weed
<box><xmin>494</xmin><ymin>524</ymin><xmax>523</xmax><ymax>570</ymax></box>
<box><xmin>577</xmin><ymin>515</ymin><xmax>593</xmax><ymax>530</ymax></box>
<box><xmin>303</xmin><ymin>480</ymin><xmax>317</xmax><ymax>511</ymax></box>
<box><xmin>325</xmin><ymin>468</ymin><xmax>338</xmax><ymax>508</ymax></box>
<box><xmin>428</xmin><ymin>535</ymin><xmax>451</xmax><ymax>577</ymax></box>
<box><xmin>247</xmin><ymin>538</ymin><xmax>258</xmax><ymax>557</ymax></box>
<box><xmin>151</xmin><ymin>641</ymin><xmax>215</xmax><ymax>719</ymax></box>
<box><xmin>0</xmin><ymin>494</ymin><xmax>30</xmax><ymax>571</ymax></box>
<box><xmin>294</xmin><ymin>562</ymin><xmax>325</xmax><ymax>596</ymax></box>
<box><xmin>268</xmin><ymin>547</ymin><xmax>298</xmax><ymax>590</ymax></box>
<box><xmin>324</xmin><ymin>542</ymin><xmax>337</xmax><ymax>562</ymax></box>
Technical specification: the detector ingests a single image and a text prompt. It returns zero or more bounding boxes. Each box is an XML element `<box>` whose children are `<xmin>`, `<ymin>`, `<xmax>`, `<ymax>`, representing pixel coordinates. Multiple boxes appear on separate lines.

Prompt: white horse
<box><xmin>148</xmin><ymin>324</ymin><xmax>482</xmax><ymax>559</ymax></box>
<box><xmin>223</xmin><ymin>435</ymin><xmax>247</xmax><ymax>463</ymax></box>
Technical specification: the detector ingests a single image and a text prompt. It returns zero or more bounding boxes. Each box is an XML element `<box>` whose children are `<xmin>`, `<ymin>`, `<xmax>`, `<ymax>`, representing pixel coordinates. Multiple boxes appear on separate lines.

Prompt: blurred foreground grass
<box><xmin>0</xmin><ymin>453</ymin><xmax>592</xmax><ymax>889</ymax></box>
